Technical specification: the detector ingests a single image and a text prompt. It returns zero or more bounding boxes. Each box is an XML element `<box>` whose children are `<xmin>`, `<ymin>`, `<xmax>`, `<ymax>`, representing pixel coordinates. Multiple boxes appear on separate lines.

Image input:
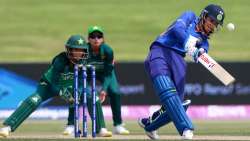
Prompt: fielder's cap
<box><xmin>88</xmin><ymin>26</ymin><xmax>104</xmax><ymax>35</ymax></box>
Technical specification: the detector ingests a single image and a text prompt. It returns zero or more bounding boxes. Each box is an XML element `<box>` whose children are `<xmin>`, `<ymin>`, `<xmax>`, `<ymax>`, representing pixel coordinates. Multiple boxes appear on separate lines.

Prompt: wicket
<box><xmin>74</xmin><ymin>64</ymin><xmax>96</xmax><ymax>138</ymax></box>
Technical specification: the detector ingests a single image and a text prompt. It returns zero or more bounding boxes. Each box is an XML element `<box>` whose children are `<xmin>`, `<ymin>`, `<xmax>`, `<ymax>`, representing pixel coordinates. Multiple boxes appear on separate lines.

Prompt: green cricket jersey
<box><xmin>40</xmin><ymin>44</ymin><xmax>114</xmax><ymax>94</ymax></box>
<box><xmin>41</xmin><ymin>52</ymin><xmax>77</xmax><ymax>92</ymax></box>
<box><xmin>87</xmin><ymin>43</ymin><xmax>115</xmax><ymax>92</ymax></box>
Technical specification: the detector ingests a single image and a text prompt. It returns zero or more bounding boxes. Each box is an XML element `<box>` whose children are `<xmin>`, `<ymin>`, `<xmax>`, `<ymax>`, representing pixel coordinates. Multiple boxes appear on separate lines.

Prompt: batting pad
<box><xmin>145</xmin><ymin>100</ymin><xmax>191</xmax><ymax>132</ymax></box>
<box><xmin>153</xmin><ymin>75</ymin><xmax>194</xmax><ymax>135</ymax></box>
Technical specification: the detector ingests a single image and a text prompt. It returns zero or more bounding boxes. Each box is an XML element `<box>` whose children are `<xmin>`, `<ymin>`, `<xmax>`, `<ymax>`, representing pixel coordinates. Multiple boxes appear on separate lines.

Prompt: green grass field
<box><xmin>0</xmin><ymin>0</ymin><xmax>249</xmax><ymax>62</ymax></box>
<box><xmin>1</xmin><ymin>120</ymin><xmax>250</xmax><ymax>141</ymax></box>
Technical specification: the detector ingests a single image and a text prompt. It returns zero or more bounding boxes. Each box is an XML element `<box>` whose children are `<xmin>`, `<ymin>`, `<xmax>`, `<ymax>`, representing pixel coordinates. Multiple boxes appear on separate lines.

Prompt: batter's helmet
<box><xmin>201</xmin><ymin>4</ymin><xmax>225</xmax><ymax>25</ymax></box>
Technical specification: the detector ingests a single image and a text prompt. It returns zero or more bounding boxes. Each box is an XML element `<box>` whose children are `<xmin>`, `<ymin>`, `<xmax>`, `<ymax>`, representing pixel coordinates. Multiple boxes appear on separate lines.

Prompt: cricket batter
<box><xmin>138</xmin><ymin>4</ymin><xmax>225</xmax><ymax>140</ymax></box>
<box><xmin>0</xmin><ymin>35</ymin><xmax>111</xmax><ymax>138</ymax></box>
<box><xmin>63</xmin><ymin>26</ymin><xmax>129</xmax><ymax>135</ymax></box>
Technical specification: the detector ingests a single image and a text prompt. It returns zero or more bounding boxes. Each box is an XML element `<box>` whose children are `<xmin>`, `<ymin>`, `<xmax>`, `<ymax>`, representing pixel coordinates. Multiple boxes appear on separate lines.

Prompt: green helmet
<box><xmin>65</xmin><ymin>35</ymin><xmax>89</xmax><ymax>64</ymax></box>
<box><xmin>65</xmin><ymin>35</ymin><xmax>87</xmax><ymax>49</ymax></box>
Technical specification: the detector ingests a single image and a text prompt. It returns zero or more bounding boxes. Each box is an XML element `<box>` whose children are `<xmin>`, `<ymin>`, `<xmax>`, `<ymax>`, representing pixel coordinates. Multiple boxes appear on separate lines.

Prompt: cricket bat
<box><xmin>197</xmin><ymin>53</ymin><xmax>235</xmax><ymax>86</ymax></box>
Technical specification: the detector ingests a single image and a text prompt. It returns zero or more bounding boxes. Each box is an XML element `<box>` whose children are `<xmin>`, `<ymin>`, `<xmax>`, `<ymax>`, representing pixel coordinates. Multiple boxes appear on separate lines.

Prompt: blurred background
<box><xmin>0</xmin><ymin>0</ymin><xmax>249</xmax><ymax>62</ymax></box>
<box><xmin>1</xmin><ymin>0</ymin><xmax>250</xmax><ymax>121</ymax></box>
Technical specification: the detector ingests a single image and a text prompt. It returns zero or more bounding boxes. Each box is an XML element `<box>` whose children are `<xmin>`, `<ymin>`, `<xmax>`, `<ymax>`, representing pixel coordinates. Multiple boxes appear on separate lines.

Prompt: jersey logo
<box><xmin>40</xmin><ymin>81</ymin><xmax>47</xmax><ymax>86</ymax></box>
<box><xmin>60</xmin><ymin>72</ymin><xmax>74</xmax><ymax>80</ymax></box>
<box><xmin>31</xmin><ymin>96</ymin><xmax>39</xmax><ymax>103</ymax></box>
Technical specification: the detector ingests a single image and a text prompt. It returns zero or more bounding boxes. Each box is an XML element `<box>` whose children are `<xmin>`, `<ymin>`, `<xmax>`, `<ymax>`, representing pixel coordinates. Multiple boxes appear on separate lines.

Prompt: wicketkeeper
<box><xmin>64</xmin><ymin>26</ymin><xmax>129</xmax><ymax>135</ymax></box>
<box><xmin>0</xmin><ymin>35</ymin><xmax>110</xmax><ymax>138</ymax></box>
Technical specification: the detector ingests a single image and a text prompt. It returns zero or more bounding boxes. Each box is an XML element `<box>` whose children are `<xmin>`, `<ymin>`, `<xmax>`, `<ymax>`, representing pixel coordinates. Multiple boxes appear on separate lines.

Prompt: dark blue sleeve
<box><xmin>201</xmin><ymin>40</ymin><xmax>209</xmax><ymax>53</ymax></box>
<box><xmin>169</xmin><ymin>11</ymin><xmax>196</xmax><ymax>44</ymax></box>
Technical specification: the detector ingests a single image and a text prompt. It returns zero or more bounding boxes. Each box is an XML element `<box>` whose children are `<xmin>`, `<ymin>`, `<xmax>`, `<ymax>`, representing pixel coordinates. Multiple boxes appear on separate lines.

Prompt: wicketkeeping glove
<box><xmin>59</xmin><ymin>87</ymin><xmax>74</xmax><ymax>104</ymax></box>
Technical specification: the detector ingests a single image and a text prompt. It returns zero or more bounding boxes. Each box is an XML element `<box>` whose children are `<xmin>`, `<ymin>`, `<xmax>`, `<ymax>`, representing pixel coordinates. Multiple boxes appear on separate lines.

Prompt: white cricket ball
<box><xmin>226</xmin><ymin>23</ymin><xmax>235</xmax><ymax>31</ymax></box>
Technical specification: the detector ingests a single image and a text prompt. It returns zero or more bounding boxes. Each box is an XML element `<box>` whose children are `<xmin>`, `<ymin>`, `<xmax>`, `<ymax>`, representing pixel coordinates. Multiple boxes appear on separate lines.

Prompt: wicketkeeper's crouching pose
<box><xmin>63</xmin><ymin>26</ymin><xmax>129</xmax><ymax>136</ymax></box>
<box><xmin>138</xmin><ymin>4</ymin><xmax>225</xmax><ymax>140</ymax></box>
<box><xmin>0</xmin><ymin>35</ymin><xmax>111</xmax><ymax>138</ymax></box>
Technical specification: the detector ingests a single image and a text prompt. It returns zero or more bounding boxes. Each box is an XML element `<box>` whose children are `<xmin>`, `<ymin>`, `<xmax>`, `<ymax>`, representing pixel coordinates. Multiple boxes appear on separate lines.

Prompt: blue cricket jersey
<box><xmin>152</xmin><ymin>11</ymin><xmax>209</xmax><ymax>57</ymax></box>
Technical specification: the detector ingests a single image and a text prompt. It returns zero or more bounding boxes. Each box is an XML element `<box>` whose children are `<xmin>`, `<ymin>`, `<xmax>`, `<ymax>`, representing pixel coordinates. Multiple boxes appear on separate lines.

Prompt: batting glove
<box><xmin>184</xmin><ymin>35</ymin><xmax>205</xmax><ymax>62</ymax></box>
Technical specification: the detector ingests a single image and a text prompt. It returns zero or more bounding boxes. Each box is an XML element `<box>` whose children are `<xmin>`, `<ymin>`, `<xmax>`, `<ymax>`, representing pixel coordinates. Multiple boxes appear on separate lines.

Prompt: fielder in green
<box><xmin>0</xmin><ymin>35</ymin><xmax>111</xmax><ymax>138</ymax></box>
<box><xmin>64</xmin><ymin>26</ymin><xmax>129</xmax><ymax>135</ymax></box>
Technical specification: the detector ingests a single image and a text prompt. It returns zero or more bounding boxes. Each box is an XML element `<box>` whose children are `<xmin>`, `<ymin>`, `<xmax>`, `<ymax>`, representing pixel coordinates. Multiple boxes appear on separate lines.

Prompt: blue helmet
<box><xmin>201</xmin><ymin>4</ymin><xmax>225</xmax><ymax>25</ymax></box>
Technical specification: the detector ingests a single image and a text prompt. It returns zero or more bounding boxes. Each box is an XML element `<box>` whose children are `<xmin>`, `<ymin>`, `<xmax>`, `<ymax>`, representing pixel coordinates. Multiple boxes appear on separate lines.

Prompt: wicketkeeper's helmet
<box><xmin>65</xmin><ymin>35</ymin><xmax>89</xmax><ymax>64</ymax></box>
<box><xmin>65</xmin><ymin>35</ymin><xmax>88</xmax><ymax>49</ymax></box>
